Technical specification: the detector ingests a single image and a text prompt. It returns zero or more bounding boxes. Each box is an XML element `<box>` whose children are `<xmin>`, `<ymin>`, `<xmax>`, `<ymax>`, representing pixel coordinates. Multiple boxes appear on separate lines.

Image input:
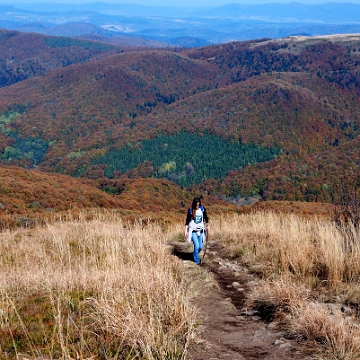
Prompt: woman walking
<box><xmin>184</xmin><ymin>197</ymin><xmax>209</xmax><ymax>265</ymax></box>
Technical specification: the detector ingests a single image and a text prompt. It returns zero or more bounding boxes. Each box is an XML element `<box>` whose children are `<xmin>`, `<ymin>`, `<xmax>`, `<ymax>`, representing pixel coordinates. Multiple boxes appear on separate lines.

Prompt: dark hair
<box><xmin>191</xmin><ymin>197</ymin><xmax>201</xmax><ymax>220</ymax></box>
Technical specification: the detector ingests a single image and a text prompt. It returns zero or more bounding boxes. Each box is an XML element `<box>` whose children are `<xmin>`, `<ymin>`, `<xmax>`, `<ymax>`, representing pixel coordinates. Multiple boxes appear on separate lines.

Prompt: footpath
<box><xmin>171</xmin><ymin>240</ymin><xmax>317</xmax><ymax>360</ymax></box>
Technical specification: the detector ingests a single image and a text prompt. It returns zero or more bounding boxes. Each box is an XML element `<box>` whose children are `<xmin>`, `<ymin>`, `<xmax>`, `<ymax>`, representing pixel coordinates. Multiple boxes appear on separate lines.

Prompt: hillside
<box><xmin>0</xmin><ymin>28</ymin><xmax>122</xmax><ymax>88</ymax></box>
<box><xmin>0</xmin><ymin>165</ymin><xmax>236</xmax><ymax>229</ymax></box>
<box><xmin>0</xmin><ymin>49</ymin><xmax>220</xmax><ymax>171</ymax></box>
<box><xmin>1</xmin><ymin>33</ymin><xmax>360</xmax><ymax>202</ymax></box>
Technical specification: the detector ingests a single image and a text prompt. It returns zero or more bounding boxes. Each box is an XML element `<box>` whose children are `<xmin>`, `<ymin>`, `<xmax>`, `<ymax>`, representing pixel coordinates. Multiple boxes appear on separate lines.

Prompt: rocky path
<box><xmin>170</xmin><ymin>240</ymin><xmax>317</xmax><ymax>360</ymax></box>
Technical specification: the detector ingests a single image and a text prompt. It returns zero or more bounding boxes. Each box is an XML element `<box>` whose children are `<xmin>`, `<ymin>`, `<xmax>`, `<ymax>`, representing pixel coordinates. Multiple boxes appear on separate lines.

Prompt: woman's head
<box><xmin>192</xmin><ymin>197</ymin><xmax>201</xmax><ymax>209</ymax></box>
<box><xmin>191</xmin><ymin>197</ymin><xmax>201</xmax><ymax>218</ymax></box>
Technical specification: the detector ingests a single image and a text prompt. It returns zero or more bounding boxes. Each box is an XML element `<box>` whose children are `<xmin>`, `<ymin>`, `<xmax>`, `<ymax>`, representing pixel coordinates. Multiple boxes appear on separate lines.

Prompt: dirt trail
<box><xmin>170</xmin><ymin>240</ymin><xmax>317</xmax><ymax>360</ymax></box>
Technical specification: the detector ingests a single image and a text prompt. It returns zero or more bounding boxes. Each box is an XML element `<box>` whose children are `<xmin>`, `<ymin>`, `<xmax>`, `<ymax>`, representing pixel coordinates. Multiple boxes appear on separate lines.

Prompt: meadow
<box><xmin>213</xmin><ymin>211</ymin><xmax>360</xmax><ymax>359</ymax></box>
<box><xmin>0</xmin><ymin>212</ymin><xmax>197</xmax><ymax>359</ymax></box>
<box><xmin>1</xmin><ymin>209</ymin><xmax>360</xmax><ymax>359</ymax></box>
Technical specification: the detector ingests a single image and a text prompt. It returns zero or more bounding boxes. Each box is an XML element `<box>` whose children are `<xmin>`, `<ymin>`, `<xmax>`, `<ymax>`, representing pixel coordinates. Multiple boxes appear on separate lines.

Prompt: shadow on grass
<box><xmin>170</xmin><ymin>242</ymin><xmax>194</xmax><ymax>262</ymax></box>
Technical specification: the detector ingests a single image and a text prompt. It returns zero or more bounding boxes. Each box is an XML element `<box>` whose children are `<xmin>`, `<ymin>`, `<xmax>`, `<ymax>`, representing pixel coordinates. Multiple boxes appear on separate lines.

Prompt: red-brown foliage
<box><xmin>1</xmin><ymin>33</ymin><xmax>360</xmax><ymax>203</ymax></box>
<box><xmin>0</xmin><ymin>165</ymin><xmax>235</xmax><ymax>229</ymax></box>
<box><xmin>0</xmin><ymin>28</ymin><xmax>123</xmax><ymax>88</ymax></box>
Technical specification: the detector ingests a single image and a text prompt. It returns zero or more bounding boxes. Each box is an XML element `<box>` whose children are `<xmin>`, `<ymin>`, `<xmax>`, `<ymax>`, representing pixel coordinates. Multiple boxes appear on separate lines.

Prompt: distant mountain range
<box><xmin>1</xmin><ymin>2</ymin><xmax>360</xmax><ymax>46</ymax></box>
<box><xmin>1</xmin><ymin>27</ymin><xmax>360</xmax><ymax>204</ymax></box>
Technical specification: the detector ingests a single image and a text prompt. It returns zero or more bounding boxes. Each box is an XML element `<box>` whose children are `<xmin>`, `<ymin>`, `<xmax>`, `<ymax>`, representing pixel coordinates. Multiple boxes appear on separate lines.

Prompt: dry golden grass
<box><xmin>0</xmin><ymin>211</ymin><xmax>197</xmax><ymax>359</ymax></box>
<box><xmin>3</xmin><ymin>208</ymin><xmax>360</xmax><ymax>359</ymax></box>
<box><xmin>291</xmin><ymin>302</ymin><xmax>360</xmax><ymax>360</ymax></box>
<box><xmin>248</xmin><ymin>279</ymin><xmax>311</xmax><ymax>316</ymax></box>
<box><xmin>212</xmin><ymin>211</ymin><xmax>360</xmax><ymax>286</ymax></box>
<box><xmin>211</xmin><ymin>210</ymin><xmax>360</xmax><ymax>359</ymax></box>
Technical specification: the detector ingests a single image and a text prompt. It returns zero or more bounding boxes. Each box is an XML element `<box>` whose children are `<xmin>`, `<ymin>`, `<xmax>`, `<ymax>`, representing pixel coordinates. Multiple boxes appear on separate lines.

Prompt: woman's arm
<box><xmin>185</xmin><ymin>209</ymin><xmax>192</xmax><ymax>226</ymax></box>
<box><xmin>184</xmin><ymin>209</ymin><xmax>191</xmax><ymax>238</ymax></box>
<box><xmin>203</xmin><ymin>208</ymin><xmax>210</xmax><ymax>232</ymax></box>
<box><xmin>203</xmin><ymin>207</ymin><xmax>209</xmax><ymax>224</ymax></box>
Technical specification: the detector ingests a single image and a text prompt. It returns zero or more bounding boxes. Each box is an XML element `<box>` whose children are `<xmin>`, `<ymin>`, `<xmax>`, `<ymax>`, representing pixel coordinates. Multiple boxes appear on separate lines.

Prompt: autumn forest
<box><xmin>1</xmin><ymin>28</ymin><xmax>360</xmax><ymax>218</ymax></box>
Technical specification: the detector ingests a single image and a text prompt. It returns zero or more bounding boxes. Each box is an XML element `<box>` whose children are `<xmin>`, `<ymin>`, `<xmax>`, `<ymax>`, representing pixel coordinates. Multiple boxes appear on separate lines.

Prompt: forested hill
<box><xmin>0</xmin><ymin>165</ymin><xmax>236</xmax><ymax>227</ymax></box>
<box><xmin>1</xmin><ymin>32</ymin><xmax>360</xmax><ymax>202</ymax></box>
<box><xmin>0</xmin><ymin>28</ymin><xmax>123</xmax><ymax>88</ymax></box>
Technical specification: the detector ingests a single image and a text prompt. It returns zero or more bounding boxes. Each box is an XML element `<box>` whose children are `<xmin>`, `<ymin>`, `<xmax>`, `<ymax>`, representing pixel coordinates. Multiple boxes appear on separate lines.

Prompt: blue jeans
<box><xmin>192</xmin><ymin>231</ymin><xmax>204</xmax><ymax>265</ymax></box>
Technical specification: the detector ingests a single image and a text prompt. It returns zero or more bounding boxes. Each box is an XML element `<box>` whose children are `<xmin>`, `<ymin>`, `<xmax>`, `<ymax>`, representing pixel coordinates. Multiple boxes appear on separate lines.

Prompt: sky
<box><xmin>5</xmin><ymin>0</ymin><xmax>360</xmax><ymax>5</ymax></box>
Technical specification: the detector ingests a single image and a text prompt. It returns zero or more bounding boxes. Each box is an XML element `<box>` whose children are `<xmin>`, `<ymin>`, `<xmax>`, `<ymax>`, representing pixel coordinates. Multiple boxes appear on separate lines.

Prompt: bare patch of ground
<box><xmin>249</xmin><ymin>33</ymin><xmax>360</xmax><ymax>55</ymax></box>
<box><xmin>170</xmin><ymin>240</ymin><xmax>318</xmax><ymax>360</ymax></box>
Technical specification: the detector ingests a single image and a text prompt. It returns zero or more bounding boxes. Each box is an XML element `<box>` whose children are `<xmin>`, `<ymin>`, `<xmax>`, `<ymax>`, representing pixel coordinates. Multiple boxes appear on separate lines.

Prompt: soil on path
<box><xmin>170</xmin><ymin>240</ymin><xmax>317</xmax><ymax>360</ymax></box>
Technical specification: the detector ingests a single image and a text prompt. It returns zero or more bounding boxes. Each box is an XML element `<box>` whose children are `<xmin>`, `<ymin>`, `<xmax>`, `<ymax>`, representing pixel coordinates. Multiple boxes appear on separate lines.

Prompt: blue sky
<box><xmin>103</xmin><ymin>0</ymin><xmax>360</xmax><ymax>3</ymax></box>
<box><xmin>7</xmin><ymin>0</ymin><xmax>360</xmax><ymax>4</ymax></box>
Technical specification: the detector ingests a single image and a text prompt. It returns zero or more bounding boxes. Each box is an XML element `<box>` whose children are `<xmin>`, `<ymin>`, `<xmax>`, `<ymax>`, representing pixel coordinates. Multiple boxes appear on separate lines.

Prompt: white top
<box><xmin>187</xmin><ymin>208</ymin><xmax>206</xmax><ymax>243</ymax></box>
